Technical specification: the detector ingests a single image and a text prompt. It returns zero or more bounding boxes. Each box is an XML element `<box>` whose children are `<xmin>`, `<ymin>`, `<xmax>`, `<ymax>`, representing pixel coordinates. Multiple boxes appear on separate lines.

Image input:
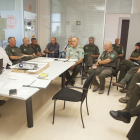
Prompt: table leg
<box><xmin>26</xmin><ymin>97</ymin><xmax>33</xmax><ymax>128</ymax></box>
<box><xmin>62</xmin><ymin>71</ymin><xmax>66</xmax><ymax>88</ymax></box>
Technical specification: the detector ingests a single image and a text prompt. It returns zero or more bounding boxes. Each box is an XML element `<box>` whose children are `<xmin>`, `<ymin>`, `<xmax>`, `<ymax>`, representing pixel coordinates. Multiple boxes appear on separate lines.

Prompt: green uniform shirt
<box><xmin>99</xmin><ymin>50</ymin><xmax>118</xmax><ymax>67</ymax></box>
<box><xmin>130</xmin><ymin>50</ymin><xmax>140</xmax><ymax>58</ymax></box>
<box><xmin>112</xmin><ymin>44</ymin><xmax>124</xmax><ymax>55</ymax></box>
<box><xmin>20</xmin><ymin>44</ymin><xmax>34</xmax><ymax>55</ymax></box>
<box><xmin>5</xmin><ymin>45</ymin><xmax>22</xmax><ymax>65</ymax></box>
<box><xmin>83</xmin><ymin>44</ymin><xmax>100</xmax><ymax>56</ymax></box>
<box><xmin>66</xmin><ymin>45</ymin><xmax>84</xmax><ymax>59</ymax></box>
<box><xmin>31</xmin><ymin>44</ymin><xmax>41</xmax><ymax>55</ymax></box>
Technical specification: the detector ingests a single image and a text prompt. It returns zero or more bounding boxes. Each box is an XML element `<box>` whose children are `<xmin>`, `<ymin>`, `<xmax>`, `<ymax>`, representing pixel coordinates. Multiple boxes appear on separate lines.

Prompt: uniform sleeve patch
<box><xmin>111</xmin><ymin>54</ymin><xmax>115</xmax><ymax>58</ymax></box>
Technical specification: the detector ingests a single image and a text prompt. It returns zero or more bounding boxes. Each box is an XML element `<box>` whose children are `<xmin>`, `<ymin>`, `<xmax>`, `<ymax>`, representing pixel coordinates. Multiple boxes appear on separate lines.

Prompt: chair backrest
<box><xmin>81</xmin><ymin>70</ymin><xmax>95</xmax><ymax>101</ymax></box>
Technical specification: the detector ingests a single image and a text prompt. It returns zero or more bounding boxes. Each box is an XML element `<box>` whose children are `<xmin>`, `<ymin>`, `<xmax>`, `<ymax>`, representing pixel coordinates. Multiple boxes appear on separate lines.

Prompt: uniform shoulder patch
<box><xmin>79</xmin><ymin>46</ymin><xmax>83</xmax><ymax>49</ymax></box>
<box><xmin>111</xmin><ymin>54</ymin><xmax>115</xmax><ymax>58</ymax></box>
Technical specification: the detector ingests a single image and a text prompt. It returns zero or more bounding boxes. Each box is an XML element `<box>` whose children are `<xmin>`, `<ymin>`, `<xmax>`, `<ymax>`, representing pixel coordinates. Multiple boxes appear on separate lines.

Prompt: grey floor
<box><xmin>0</xmin><ymin>75</ymin><xmax>136</xmax><ymax>140</ymax></box>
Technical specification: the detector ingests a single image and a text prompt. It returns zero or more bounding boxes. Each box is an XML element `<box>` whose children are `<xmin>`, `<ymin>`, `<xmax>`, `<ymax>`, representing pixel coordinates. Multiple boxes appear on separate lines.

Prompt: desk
<box><xmin>0</xmin><ymin>58</ymin><xmax>75</xmax><ymax>128</ymax></box>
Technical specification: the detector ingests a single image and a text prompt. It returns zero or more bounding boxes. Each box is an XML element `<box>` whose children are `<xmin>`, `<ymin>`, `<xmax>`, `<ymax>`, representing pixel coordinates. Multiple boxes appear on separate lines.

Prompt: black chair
<box><xmin>52</xmin><ymin>71</ymin><xmax>95</xmax><ymax>128</ymax></box>
<box><xmin>76</xmin><ymin>59</ymin><xmax>98</xmax><ymax>85</ymax></box>
<box><xmin>75</xmin><ymin>62</ymin><xmax>85</xmax><ymax>85</ymax></box>
<box><xmin>107</xmin><ymin>58</ymin><xmax>120</xmax><ymax>95</ymax></box>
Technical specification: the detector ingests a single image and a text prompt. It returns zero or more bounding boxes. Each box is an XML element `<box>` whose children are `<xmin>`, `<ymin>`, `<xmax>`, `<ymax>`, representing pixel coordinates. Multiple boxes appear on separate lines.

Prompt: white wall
<box><xmin>126</xmin><ymin>14</ymin><xmax>140</xmax><ymax>59</ymax></box>
<box><xmin>104</xmin><ymin>14</ymin><xmax>130</xmax><ymax>44</ymax></box>
<box><xmin>132</xmin><ymin>0</ymin><xmax>140</xmax><ymax>13</ymax></box>
<box><xmin>126</xmin><ymin>0</ymin><xmax>140</xmax><ymax>59</ymax></box>
<box><xmin>37</xmin><ymin>0</ymin><xmax>50</xmax><ymax>52</ymax></box>
<box><xmin>23</xmin><ymin>0</ymin><xmax>36</xmax><ymax>13</ymax></box>
<box><xmin>106</xmin><ymin>0</ymin><xmax>132</xmax><ymax>14</ymax></box>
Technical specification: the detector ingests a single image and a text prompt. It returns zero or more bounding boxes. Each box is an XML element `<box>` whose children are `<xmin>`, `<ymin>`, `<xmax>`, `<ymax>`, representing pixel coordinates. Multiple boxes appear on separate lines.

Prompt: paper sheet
<box><xmin>136</xmin><ymin>83</ymin><xmax>140</xmax><ymax>86</ymax></box>
<box><xmin>30</xmin><ymin>79</ymin><xmax>52</xmax><ymax>88</ymax></box>
<box><xmin>0</xmin><ymin>82</ymin><xmax>4</xmax><ymax>88</ymax></box>
<box><xmin>3</xmin><ymin>81</ymin><xmax>23</xmax><ymax>89</ymax></box>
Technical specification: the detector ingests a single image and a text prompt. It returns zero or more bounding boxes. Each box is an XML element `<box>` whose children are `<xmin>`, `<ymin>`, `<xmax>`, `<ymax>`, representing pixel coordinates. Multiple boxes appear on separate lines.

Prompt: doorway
<box><xmin>120</xmin><ymin>19</ymin><xmax>130</xmax><ymax>61</ymax></box>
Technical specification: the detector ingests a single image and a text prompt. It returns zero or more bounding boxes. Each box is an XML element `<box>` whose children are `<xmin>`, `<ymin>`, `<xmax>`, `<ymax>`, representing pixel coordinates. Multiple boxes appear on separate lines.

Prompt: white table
<box><xmin>0</xmin><ymin>58</ymin><xmax>75</xmax><ymax>128</ymax></box>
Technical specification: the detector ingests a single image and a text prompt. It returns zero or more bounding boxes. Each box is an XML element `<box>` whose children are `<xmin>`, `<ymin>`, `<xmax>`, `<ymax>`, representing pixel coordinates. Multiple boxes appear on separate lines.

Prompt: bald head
<box><xmin>72</xmin><ymin>37</ymin><xmax>79</xmax><ymax>48</ymax></box>
<box><xmin>115</xmin><ymin>38</ymin><xmax>120</xmax><ymax>46</ymax></box>
<box><xmin>23</xmin><ymin>37</ymin><xmax>30</xmax><ymax>46</ymax></box>
<box><xmin>104</xmin><ymin>41</ymin><xmax>113</xmax><ymax>52</ymax></box>
<box><xmin>51</xmin><ymin>37</ymin><xmax>56</xmax><ymax>45</ymax></box>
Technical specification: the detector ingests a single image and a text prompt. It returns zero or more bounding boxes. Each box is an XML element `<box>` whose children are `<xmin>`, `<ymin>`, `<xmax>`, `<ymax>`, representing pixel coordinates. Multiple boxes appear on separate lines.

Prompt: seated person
<box><xmin>112</xmin><ymin>38</ymin><xmax>124</xmax><ymax>57</ymax></box>
<box><xmin>60</xmin><ymin>38</ymin><xmax>72</xmax><ymax>58</ymax></box>
<box><xmin>65</xmin><ymin>37</ymin><xmax>84</xmax><ymax>86</ymax></box>
<box><xmin>45</xmin><ymin>37</ymin><xmax>59</xmax><ymax>58</ymax></box>
<box><xmin>0</xmin><ymin>46</ymin><xmax>12</xmax><ymax>68</ymax></box>
<box><xmin>110</xmin><ymin>104</ymin><xmax>140</xmax><ymax>140</ymax></box>
<box><xmin>0</xmin><ymin>46</ymin><xmax>12</xmax><ymax>106</ymax></box>
<box><xmin>113</xmin><ymin>66</ymin><xmax>139</xmax><ymax>95</ymax></box>
<box><xmin>20</xmin><ymin>37</ymin><xmax>36</xmax><ymax>57</ymax></box>
<box><xmin>110</xmin><ymin>72</ymin><xmax>140</xmax><ymax>114</ymax></box>
<box><xmin>5</xmin><ymin>37</ymin><xmax>32</xmax><ymax>65</ymax></box>
<box><xmin>88</xmin><ymin>42</ymin><xmax>118</xmax><ymax>94</ymax></box>
<box><xmin>83</xmin><ymin>36</ymin><xmax>100</xmax><ymax>77</ymax></box>
<box><xmin>116</xmin><ymin>42</ymin><xmax>140</xmax><ymax>83</ymax></box>
<box><xmin>31</xmin><ymin>38</ymin><xmax>43</xmax><ymax>57</ymax></box>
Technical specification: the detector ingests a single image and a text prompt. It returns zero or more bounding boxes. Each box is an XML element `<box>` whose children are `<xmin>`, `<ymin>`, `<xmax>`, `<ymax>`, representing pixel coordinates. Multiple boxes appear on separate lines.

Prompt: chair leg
<box><xmin>108</xmin><ymin>76</ymin><xmax>113</xmax><ymax>96</ymax></box>
<box><xmin>86</xmin><ymin>96</ymin><xmax>89</xmax><ymax>115</ymax></box>
<box><xmin>81</xmin><ymin>68</ymin><xmax>83</xmax><ymax>85</ymax></box>
<box><xmin>116</xmin><ymin>76</ymin><xmax>118</xmax><ymax>91</ymax></box>
<box><xmin>63</xmin><ymin>101</ymin><xmax>65</xmax><ymax>109</ymax></box>
<box><xmin>52</xmin><ymin>99</ymin><xmax>56</xmax><ymax>124</ymax></box>
<box><xmin>80</xmin><ymin>102</ymin><xmax>85</xmax><ymax>128</ymax></box>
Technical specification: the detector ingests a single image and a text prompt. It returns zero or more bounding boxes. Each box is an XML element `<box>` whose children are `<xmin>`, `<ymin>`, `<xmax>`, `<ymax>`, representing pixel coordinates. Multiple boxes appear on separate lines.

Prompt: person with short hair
<box><xmin>88</xmin><ymin>41</ymin><xmax>118</xmax><ymax>94</ymax></box>
<box><xmin>5</xmin><ymin>37</ymin><xmax>31</xmax><ymax>65</ymax></box>
<box><xmin>60</xmin><ymin>38</ymin><xmax>72</xmax><ymax>58</ymax></box>
<box><xmin>45</xmin><ymin>37</ymin><xmax>59</xmax><ymax>58</ymax></box>
<box><xmin>65</xmin><ymin>37</ymin><xmax>84</xmax><ymax>86</ymax></box>
<box><xmin>83</xmin><ymin>36</ymin><xmax>100</xmax><ymax>77</ymax></box>
<box><xmin>31</xmin><ymin>38</ymin><xmax>43</xmax><ymax>57</ymax></box>
<box><xmin>20</xmin><ymin>37</ymin><xmax>36</xmax><ymax>57</ymax></box>
<box><xmin>112</xmin><ymin>38</ymin><xmax>124</xmax><ymax>57</ymax></box>
<box><xmin>113</xmin><ymin>42</ymin><xmax>140</xmax><ymax>88</ymax></box>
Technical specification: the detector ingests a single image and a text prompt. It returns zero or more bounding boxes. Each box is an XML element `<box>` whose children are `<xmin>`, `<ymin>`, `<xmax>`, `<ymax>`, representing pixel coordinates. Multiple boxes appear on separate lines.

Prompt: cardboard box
<box><xmin>12</xmin><ymin>62</ymin><xmax>49</xmax><ymax>74</ymax></box>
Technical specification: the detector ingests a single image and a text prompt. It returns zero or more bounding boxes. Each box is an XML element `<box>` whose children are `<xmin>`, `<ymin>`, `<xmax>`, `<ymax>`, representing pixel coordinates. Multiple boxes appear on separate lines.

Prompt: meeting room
<box><xmin>0</xmin><ymin>0</ymin><xmax>140</xmax><ymax>140</ymax></box>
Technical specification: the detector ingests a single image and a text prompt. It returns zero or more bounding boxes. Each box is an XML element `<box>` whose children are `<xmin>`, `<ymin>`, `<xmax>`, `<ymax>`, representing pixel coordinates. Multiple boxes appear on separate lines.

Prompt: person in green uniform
<box><xmin>83</xmin><ymin>36</ymin><xmax>100</xmax><ymax>77</ymax></box>
<box><xmin>88</xmin><ymin>41</ymin><xmax>118</xmax><ymax>94</ymax></box>
<box><xmin>113</xmin><ymin>42</ymin><xmax>140</xmax><ymax>85</ymax></box>
<box><xmin>110</xmin><ymin>72</ymin><xmax>140</xmax><ymax>113</ymax></box>
<box><xmin>65</xmin><ymin>37</ymin><xmax>84</xmax><ymax>86</ymax></box>
<box><xmin>5</xmin><ymin>37</ymin><xmax>32</xmax><ymax>65</ymax></box>
<box><xmin>31</xmin><ymin>38</ymin><xmax>43</xmax><ymax>57</ymax></box>
<box><xmin>20</xmin><ymin>37</ymin><xmax>36</xmax><ymax>57</ymax></box>
<box><xmin>112</xmin><ymin>38</ymin><xmax>124</xmax><ymax>57</ymax></box>
<box><xmin>110</xmin><ymin>104</ymin><xmax>140</xmax><ymax>140</ymax></box>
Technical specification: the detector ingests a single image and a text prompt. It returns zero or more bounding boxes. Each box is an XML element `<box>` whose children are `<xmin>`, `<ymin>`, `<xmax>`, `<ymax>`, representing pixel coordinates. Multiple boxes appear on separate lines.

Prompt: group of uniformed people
<box><xmin>0</xmin><ymin>35</ymin><xmax>140</xmax><ymax>139</ymax></box>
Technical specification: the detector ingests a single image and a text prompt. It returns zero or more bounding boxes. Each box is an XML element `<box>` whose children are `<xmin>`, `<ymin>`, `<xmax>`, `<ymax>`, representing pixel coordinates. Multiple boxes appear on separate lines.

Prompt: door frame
<box><xmin>118</xmin><ymin>17</ymin><xmax>130</xmax><ymax>39</ymax></box>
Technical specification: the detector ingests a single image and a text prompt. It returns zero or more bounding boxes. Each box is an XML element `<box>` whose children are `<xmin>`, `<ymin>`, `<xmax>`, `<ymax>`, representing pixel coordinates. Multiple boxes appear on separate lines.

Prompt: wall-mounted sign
<box><xmin>7</xmin><ymin>15</ymin><xmax>17</xmax><ymax>29</ymax></box>
<box><xmin>76</xmin><ymin>21</ymin><xmax>81</xmax><ymax>25</ymax></box>
<box><xmin>29</xmin><ymin>5</ymin><xmax>32</xmax><ymax>11</ymax></box>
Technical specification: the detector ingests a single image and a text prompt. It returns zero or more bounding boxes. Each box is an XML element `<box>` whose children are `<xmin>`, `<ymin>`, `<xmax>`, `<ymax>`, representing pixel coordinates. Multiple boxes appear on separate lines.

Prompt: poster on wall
<box><xmin>1</xmin><ymin>11</ymin><xmax>24</xmax><ymax>48</ymax></box>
